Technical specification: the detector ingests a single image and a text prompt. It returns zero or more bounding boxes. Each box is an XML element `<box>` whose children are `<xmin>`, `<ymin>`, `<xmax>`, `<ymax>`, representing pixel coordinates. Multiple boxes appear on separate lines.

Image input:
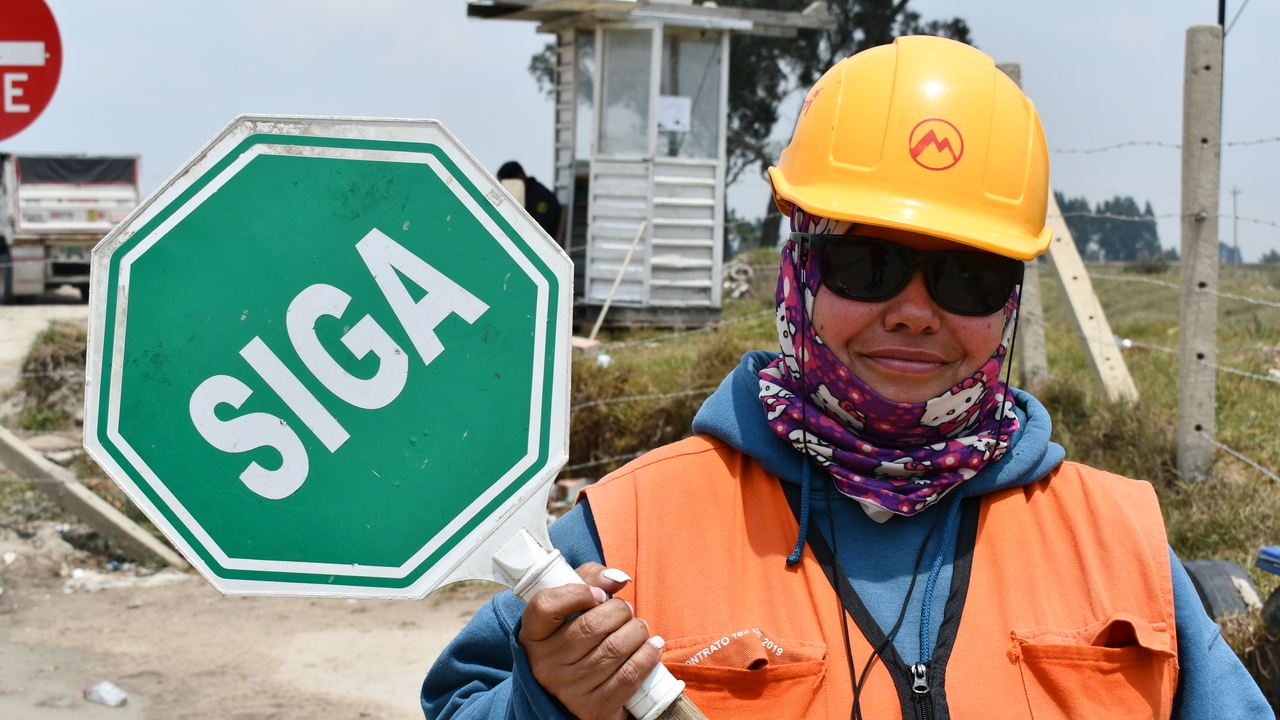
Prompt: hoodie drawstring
<box><xmin>786</xmin><ymin>458</ymin><xmax>812</xmax><ymax>565</ymax></box>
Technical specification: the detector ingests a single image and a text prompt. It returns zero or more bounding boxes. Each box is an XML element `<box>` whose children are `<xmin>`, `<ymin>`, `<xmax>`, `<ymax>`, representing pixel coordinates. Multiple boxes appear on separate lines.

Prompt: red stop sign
<box><xmin>0</xmin><ymin>0</ymin><xmax>61</xmax><ymax>142</ymax></box>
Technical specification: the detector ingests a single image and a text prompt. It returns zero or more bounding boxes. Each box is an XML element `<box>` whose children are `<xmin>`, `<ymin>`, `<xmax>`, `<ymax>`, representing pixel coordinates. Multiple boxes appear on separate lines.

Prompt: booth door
<box><xmin>585</xmin><ymin>25</ymin><xmax>725</xmax><ymax>311</ymax></box>
<box><xmin>586</xmin><ymin>26</ymin><xmax>653</xmax><ymax>308</ymax></box>
<box><xmin>651</xmin><ymin>28</ymin><xmax>723</xmax><ymax>309</ymax></box>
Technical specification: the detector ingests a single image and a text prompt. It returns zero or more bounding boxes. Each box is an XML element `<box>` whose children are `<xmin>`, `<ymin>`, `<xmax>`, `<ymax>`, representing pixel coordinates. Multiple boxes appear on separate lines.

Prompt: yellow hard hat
<box><xmin>768</xmin><ymin>35</ymin><xmax>1052</xmax><ymax>261</ymax></box>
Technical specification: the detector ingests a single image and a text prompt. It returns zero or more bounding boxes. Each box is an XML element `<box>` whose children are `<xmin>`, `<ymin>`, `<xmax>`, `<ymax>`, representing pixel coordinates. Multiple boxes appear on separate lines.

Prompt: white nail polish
<box><xmin>601</xmin><ymin>568</ymin><xmax>632</xmax><ymax>583</ymax></box>
<box><xmin>625</xmin><ymin>600</ymin><xmax>635</xmax><ymax>615</ymax></box>
<box><xmin>648</xmin><ymin>635</ymin><xmax>666</xmax><ymax>650</ymax></box>
<box><xmin>590</xmin><ymin>586</ymin><xmax>607</xmax><ymax>603</ymax></box>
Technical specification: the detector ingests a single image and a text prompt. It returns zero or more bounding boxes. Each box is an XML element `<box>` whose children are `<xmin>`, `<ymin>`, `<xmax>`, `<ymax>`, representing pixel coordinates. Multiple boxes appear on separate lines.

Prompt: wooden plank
<box><xmin>0</xmin><ymin>424</ymin><xmax>188</xmax><ymax>568</ymax></box>
<box><xmin>651</xmin><ymin>163</ymin><xmax>718</xmax><ymax>180</ymax></box>
<box><xmin>653</xmin><ymin>197</ymin><xmax>715</xmax><ymax>207</ymax></box>
<box><xmin>652</xmin><ymin>218</ymin><xmax>715</xmax><ymax>227</ymax></box>
<box><xmin>652</xmin><ymin>225</ymin><xmax>713</xmax><ymax>241</ymax></box>
<box><xmin>530</xmin><ymin>1</ymin><xmax>833</xmax><ymax>34</ymax></box>
<box><xmin>650</xmin><ymin>279</ymin><xmax>714</xmax><ymax>288</ymax></box>
<box><xmin>654</xmin><ymin>175</ymin><xmax>716</xmax><ymax>186</ymax></box>
<box><xmin>592</xmin><ymin>160</ymin><xmax>651</xmax><ymax>177</ymax></box>
<box><xmin>1043</xmin><ymin>194</ymin><xmax>1139</xmax><ymax>402</ymax></box>
<box><xmin>647</xmin><ymin>297</ymin><xmax>713</xmax><ymax>307</ymax></box>
<box><xmin>651</xmin><ymin>258</ymin><xmax>713</xmax><ymax>269</ymax></box>
<box><xmin>616</xmin><ymin>1</ymin><xmax>833</xmax><ymax>29</ymax></box>
<box><xmin>651</xmin><ymin>239</ymin><xmax>714</xmax><ymax>247</ymax></box>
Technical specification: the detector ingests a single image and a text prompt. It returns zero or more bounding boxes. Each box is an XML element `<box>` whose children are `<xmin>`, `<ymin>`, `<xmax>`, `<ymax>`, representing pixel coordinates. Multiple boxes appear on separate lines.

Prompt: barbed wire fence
<box><xmin>561</xmin><ymin>302</ymin><xmax>773</xmax><ymax>476</ymax></box>
<box><xmin>571</xmin><ymin>307</ymin><xmax>773</xmax><ymax>364</ymax></box>
<box><xmin>562</xmin><ymin>450</ymin><xmax>648</xmax><ymax>475</ymax></box>
<box><xmin>1089</xmin><ymin>273</ymin><xmax>1280</xmax><ymax>310</ymax></box>
<box><xmin>1022</xmin><ymin>309</ymin><xmax>1280</xmax><ymax>486</ymax></box>
<box><xmin>1049</xmin><ymin>124</ymin><xmax>1280</xmax><ymax>484</ymax></box>
<box><xmin>1054</xmin><ymin>210</ymin><xmax>1280</xmax><ymax>232</ymax></box>
<box><xmin>1030</xmin><ymin>268</ymin><xmax>1280</xmax><ymax>483</ymax></box>
<box><xmin>571</xmin><ymin>386</ymin><xmax>718</xmax><ymax>411</ymax></box>
<box><xmin>1025</xmin><ymin>312</ymin><xmax>1275</xmax><ymax>474</ymax></box>
<box><xmin>1050</xmin><ymin>135</ymin><xmax>1280</xmax><ymax>154</ymax></box>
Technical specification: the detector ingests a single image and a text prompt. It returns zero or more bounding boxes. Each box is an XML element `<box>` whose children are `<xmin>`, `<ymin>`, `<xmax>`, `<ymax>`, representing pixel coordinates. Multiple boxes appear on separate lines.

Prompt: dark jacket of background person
<box><xmin>496</xmin><ymin>161</ymin><xmax>561</xmax><ymax>239</ymax></box>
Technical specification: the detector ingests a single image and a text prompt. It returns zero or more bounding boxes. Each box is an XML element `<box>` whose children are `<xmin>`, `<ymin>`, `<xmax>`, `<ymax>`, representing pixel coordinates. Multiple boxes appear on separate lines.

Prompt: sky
<box><xmin>4</xmin><ymin>1</ymin><xmax>1277</xmax><ymax>260</ymax></box>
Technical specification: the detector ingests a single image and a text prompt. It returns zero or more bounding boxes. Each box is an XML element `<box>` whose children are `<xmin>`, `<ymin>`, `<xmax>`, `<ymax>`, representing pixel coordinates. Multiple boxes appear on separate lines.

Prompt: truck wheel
<box><xmin>1182</xmin><ymin>559</ymin><xmax>1259</xmax><ymax>621</ymax></box>
<box><xmin>0</xmin><ymin>252</ymin><xmax>13</xmax><ymax>305</ymax></box>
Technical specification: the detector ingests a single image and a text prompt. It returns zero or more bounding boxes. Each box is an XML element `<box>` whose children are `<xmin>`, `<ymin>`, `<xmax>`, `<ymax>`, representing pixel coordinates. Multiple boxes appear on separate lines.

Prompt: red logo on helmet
<box><xmin>802</xmin><ymin>87</ymin><xmax>823</xmax><ymax>116</ymax></box>
<box><xmin>909</xmin><ymin>119</ymin><xmax>964</xmax><ymax>171</ymax></box>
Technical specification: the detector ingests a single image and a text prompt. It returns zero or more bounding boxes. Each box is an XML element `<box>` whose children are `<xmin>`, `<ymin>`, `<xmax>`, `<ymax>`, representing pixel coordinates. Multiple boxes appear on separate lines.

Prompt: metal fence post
<box><xmin>1177</xmin><ymin>25</ymin><xmax>1223</xmax><ymax>481</ymax></box>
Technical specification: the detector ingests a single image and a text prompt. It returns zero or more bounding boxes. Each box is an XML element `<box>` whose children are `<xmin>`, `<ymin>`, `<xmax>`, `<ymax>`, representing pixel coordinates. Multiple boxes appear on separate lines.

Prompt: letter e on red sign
<box><xmin>0</xmin><ymin>0</ymin><xmax>61</xmax><ymax>141</ymax></box>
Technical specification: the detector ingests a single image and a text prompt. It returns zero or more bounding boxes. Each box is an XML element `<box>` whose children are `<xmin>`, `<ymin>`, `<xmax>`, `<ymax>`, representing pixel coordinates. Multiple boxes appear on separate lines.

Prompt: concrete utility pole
<box><xmin>996</xmin><ymin>62</ymin><xmax>1049</xmax><ymax>392</ymax></box>
<box><xmin>1177</xmin><ymin>25</ymin><xmax>1224</xmax><ymax>481</ymax></box>
<box><xmin>1015</xmin><ymin>256</ymin><xmax>1050</xmax><ymax>390</ymax></box>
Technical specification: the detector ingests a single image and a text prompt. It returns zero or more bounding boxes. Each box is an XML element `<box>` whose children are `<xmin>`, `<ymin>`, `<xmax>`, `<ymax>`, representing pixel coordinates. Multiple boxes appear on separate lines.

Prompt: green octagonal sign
<box><xmin>84</xmin><ymin>116</ymin><xmax>572</xmax><ymax>598</ymax></box>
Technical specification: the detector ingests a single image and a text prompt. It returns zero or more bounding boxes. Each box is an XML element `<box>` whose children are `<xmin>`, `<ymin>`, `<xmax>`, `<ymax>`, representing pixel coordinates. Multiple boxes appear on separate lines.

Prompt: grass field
<box><xmin>567</xmin><ymin>251</ymin><xmax>1280</xmax><ymax>694</ymax></box>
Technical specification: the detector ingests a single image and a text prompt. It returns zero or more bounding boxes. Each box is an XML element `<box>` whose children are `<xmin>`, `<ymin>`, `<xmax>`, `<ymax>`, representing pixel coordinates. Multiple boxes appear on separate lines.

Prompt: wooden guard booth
<box><xmin>469</xmin><ymin>0</ymin><xmax>831</xmax><ymax>327</ymax></box>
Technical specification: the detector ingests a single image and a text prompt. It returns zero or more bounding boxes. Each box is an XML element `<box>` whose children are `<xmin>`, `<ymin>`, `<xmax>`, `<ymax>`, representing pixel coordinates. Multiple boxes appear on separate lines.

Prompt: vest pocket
<box><xmin>661</xmin><ymin>632</ymin><xmax>827</xmax><ymax>718</ymax></box>
<box><xmin>1010</xmin><ymin>613</ymin><xmax>1175</xmax><ymax>720</ymax></box>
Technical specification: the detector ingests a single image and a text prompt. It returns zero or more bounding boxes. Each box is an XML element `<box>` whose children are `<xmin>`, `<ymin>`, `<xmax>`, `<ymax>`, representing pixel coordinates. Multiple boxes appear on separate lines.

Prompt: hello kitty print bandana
<box><xmin>759</xmin><ymin>210</ymin><xmax>1020</xmax><ymax>520</ymax></box>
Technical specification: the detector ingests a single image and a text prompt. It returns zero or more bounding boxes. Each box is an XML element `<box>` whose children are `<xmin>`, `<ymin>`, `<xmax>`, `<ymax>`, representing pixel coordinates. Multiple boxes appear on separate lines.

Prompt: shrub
<box><xmin>16</xmin><ymin>406</ymin><xmax>69</xmax><ymax>431</ymax></box>
<box><xmin>1124</xmin><ymin>253</ymin><xmax>1170</xmax><ymax>275</ymax></box>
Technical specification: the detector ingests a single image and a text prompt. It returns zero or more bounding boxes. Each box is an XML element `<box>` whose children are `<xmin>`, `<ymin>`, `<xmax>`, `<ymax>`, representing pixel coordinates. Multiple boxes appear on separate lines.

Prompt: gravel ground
<box><xmin>0</xmin><ymin>523</ymin><xmax>498</xmax><ymax>720</ymax></box>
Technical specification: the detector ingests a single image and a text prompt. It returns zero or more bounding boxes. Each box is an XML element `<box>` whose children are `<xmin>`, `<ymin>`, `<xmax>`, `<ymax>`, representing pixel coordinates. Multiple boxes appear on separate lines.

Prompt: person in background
<box><xmin>496</xmin><ymin>161</ymin><xmax>561</xmax><ymax>240</ymax></box>
<box><xmin>426</xmin><ymin>37</ymin><xmax>1273</xmax><ymax>720</ymax></box>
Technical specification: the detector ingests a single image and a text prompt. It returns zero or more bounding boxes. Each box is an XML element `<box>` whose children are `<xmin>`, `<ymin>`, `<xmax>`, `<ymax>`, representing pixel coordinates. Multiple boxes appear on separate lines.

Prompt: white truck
<box><xmin>0</xmin><ymin>154</ymin><xmax>140</xmax><ymax>302</ymax></box>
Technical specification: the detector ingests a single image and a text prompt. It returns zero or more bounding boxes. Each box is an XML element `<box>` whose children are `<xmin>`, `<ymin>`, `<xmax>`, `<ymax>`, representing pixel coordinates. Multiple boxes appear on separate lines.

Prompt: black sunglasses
<box><xmin>795</xmin><ymin>233</ymin><xmax>1024</xmax><ymax>316</ymax></box>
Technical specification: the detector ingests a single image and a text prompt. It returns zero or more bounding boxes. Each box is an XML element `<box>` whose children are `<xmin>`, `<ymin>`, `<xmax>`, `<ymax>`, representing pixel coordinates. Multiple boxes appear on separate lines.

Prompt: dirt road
<box><xmin>0</xmin><ymin>288</ymin><xmax>87</xmax><ymax>394</ymax></box>
<box><xmin>0</xmin><ymin>535</ymin><xmax>498</xmax><ymax>720</ymax></box>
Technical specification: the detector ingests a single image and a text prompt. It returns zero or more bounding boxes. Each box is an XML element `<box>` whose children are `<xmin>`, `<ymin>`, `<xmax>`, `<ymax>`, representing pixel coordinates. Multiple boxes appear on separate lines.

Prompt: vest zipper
<box><xmin>781</xmin><ymin>482</ymin><xmax>981</xmax><ymax>720</ymax></box>
<box><xmin>911</xmin><ymin>662</ymin><xmax>934</xmax><ymax>720</ymax></box>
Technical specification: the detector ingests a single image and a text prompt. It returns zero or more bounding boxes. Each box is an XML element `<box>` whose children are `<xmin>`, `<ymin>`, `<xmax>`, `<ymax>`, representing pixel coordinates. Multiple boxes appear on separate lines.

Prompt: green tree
<box><xmin>529</xmin><ymin>45</ymin><xmax>557</xmax><ymax>98</ymax></box>
<box><xmin>1055</xmin><ymin>192</ymin><xmax>1093</xmax><ymax>258</ymax></box>
<box><xmin>1053</xmin><ymin>192</ymin><xmax>1161</xmax><ymax>262</ymax></box>
<box><xmin>1094</xmin><ymin>196</ymin><xmax>1160</xmax><ymax>262</ymax></box>
<box><xmin>1261</xmin><ymin>248</ymin><xmax>1280</xmax><ymax>264</ymax></box>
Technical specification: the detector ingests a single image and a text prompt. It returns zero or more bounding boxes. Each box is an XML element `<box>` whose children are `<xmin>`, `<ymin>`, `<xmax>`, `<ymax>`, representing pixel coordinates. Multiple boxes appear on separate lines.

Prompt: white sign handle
<box><xmin>494</xmin><ymin>529</ymin><xmax>691</xmax><ymax>720</ymax></box>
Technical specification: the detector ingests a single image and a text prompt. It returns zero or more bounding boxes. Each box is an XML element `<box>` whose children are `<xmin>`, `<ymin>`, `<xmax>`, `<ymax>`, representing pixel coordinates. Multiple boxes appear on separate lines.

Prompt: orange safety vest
<box><xmin>582</xmin><ymin>436</ymin><xmax>1178</xmax><ymax>720</ymax></box>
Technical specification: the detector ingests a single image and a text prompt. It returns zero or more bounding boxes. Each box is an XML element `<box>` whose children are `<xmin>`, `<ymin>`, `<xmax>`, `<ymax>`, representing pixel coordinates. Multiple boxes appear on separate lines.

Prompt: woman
<box><xmin>423</xmin><ymin>36</ymin><xmax>1271</xmax><ymax>720</ymax></box>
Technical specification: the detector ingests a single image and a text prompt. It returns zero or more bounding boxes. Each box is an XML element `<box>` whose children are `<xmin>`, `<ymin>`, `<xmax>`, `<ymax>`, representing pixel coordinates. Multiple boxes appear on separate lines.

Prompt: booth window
<box><xmin>659</xmin><ymin>30</ymin><xmax>721</xmax><ymax>160</ymax></box>
<box><xmin>599</xmin><ymin>28</ymin><xmax>652</xmax><ymax>157</ymax></box>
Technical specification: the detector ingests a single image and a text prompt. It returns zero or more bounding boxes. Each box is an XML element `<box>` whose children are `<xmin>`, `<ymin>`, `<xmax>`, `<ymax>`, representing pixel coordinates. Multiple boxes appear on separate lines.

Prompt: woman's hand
<box><xmin>518</xmin><ymin>563</ymin><xmax>663</xmax><ymax>720</ymax></box>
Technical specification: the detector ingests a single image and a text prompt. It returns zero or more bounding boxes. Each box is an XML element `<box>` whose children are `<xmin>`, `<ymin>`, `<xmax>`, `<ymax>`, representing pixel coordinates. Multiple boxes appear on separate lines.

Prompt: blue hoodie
<box><xmin>422</xmin><ymin>351</ymin><xmax>1272</xmax><ymax>719</ymax></box>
